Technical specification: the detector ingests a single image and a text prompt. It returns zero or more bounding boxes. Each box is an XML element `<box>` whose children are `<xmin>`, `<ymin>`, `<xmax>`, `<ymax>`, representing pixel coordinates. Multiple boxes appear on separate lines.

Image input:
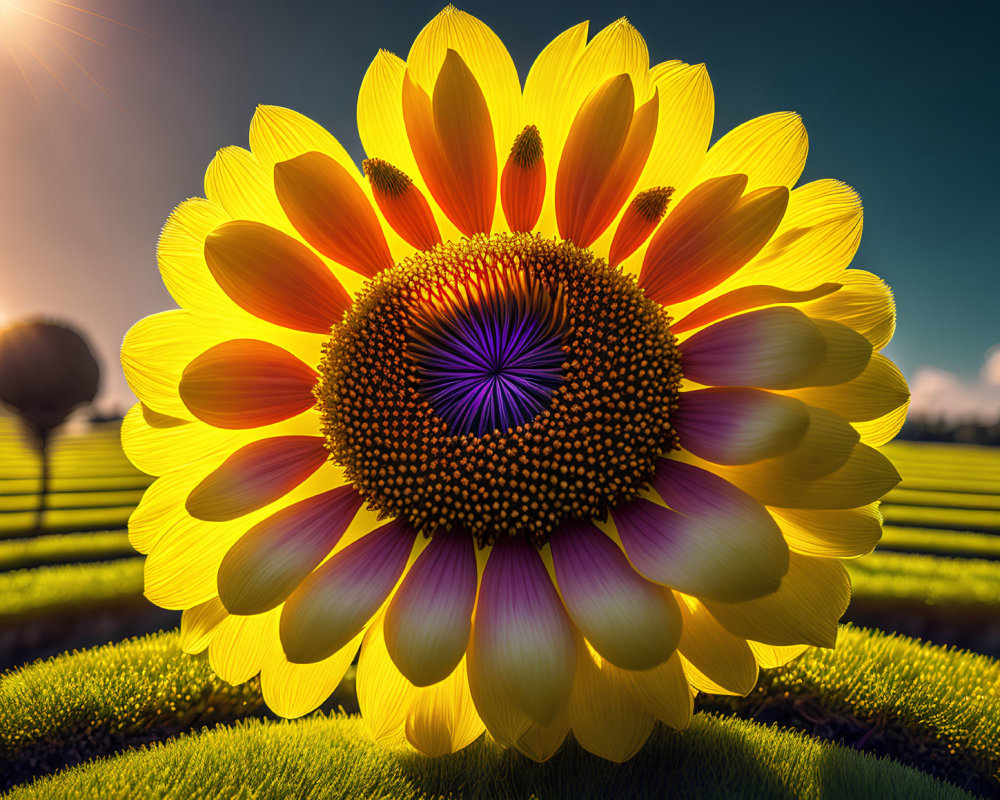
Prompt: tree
<box><xmin>0</xmin><ymin>319</ymin><xmax>100</xmax><ymax>534</ymax></box>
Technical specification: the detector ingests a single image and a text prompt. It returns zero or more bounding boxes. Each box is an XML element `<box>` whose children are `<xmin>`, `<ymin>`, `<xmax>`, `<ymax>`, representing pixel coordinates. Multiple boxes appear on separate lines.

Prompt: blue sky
<box><xmin>1</xmin><ymin>0</ymin><xmax>996</xmax><ymax>411</ymax></box>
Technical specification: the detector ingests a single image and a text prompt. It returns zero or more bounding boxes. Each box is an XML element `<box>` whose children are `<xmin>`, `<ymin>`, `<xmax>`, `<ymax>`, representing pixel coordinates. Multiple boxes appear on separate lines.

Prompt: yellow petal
<box><xmin>747</xmin><ymin>640</ymin><xmax>810</xmax><ymax>669</ymax></box>
<box><xmin>208</xmin><ymin>607</ymin><xmax>279</xmax><ymax>685</ymax></box>
<box><xmin>180</xmin><ymin>596</ymin><xmax>227</xmax><ymax>654</ymax></box>
<box><xmin>249</xmin><ymin>104</ymin><xmax>358</xmax><ymax>178</ymax></box>
<box><xmin>405</xmin><ymin>658</ymin><xmax>485</xmax><ymax>757</ymax></box>
<box><xmin>144</xmin><ymin>513</ymin><xmax>252</xmax><ymax>609</ymax></box>
<box><xmin>121</xmin><ymin>403</ymin><xmax>246</xmax><ymax>478</ymax></box>
<box><xmin>852</xmin><ymin>400</ymin><xmax>910</xmax><ymax>446</ymax></box>
<box><xmin>640</xmin><ymin>61</ymin><xmax>713</xmax><ymax>195</ymax></box>
<box><xmin>128</xmin><ymin>452</ymin><xmax>227</xmax><ymax>555</ymax></box>
<box><xmin>510</xmin><ymin>712</ymin><xmax>571</xmax><ymax>762</ymax></box>
<box><xmin>704</xmin><ymin>553</ymin><xmax>851</xmax><ymax>648</ymax></box>
<box><xmin>783</xmin><ymin>354</ymin><xmax>910</xmax><ymax>423</ymax></box>
<box><xmin>568</xmin><ymin>645</ymin><xmax>654</xmax><ymax>762</ymax></box>
<box><xmin>695</xmin><ymin>111</ymin><xmax>808</xmax><ymax>191</ymax></box>
<box><xmin>157</xmin><ymin>197</ymin><xmax>233</xmax><ymax>318</ymax></box>
<box><xmin>522</xmin><ymin>21</ymin><xmax>589</xmax><ymax>238</ymax></box>
<box><xmin>357</xmin><ymin>613</ymin><xmax>418</xmax><ymax>747</ymax></box>
<box><xmin>204</xmin><ymin>146</ymin><xmax>289</xmax><ymax>230</ymax></box>
<box><xmin>467</xmin><ymin>537</ymin><xmax>576</xmax><ymax>727</ymax></box>
<box><xmin>770</xmin><ymin>504</ymin><xmax>883</xmax><ymax>558</ymax></box>
<box><xmin>732</xmin><ymin>179</ymin><xmax>862</xmax><ymax>295</ymax></box>
<box><xmin>790</xmin><ymin>319</ymin><xmax>873</xmax><ymax>388</ymax></box>
<box><xmin>674</xmin><ymin>594</ymin><xmax>758</xmax><ymax>696</ymax></box>
<box><xmin>803</xmin><ymin>269</ymin><xmax>896</xmax><ymax>351</ymax></box>
<box><xmin>358</xmin><ymin>50</ymin><xmax>420</xmax><ymax>180</ymax></box>
<box><xmin>622</xmin><ymin>652</ymin><xmax>693</xmax><ymax>729</ymax></box>
<box><xmin>260</xmin><ymin>625</ymin><xmax>363</xmax><ymax>719</ymax></box>
<box><xmin>706</xmin><ymin>442</ymin><xmax>900</xmax><ymax>509</ymax></box>
<box><xmin>761</xmin><ymin>406</ymin><xmax>860</xmax><ymax>481</ymax></box>
<box><xmin>569</xmin><ymin>18</ymin><xmax>652</xmax><ymax>108</ymax></box>
<box><xmin>406</xmin><ymin>6</ymin><xmax>521</xmax><ymax>176</ymax></box>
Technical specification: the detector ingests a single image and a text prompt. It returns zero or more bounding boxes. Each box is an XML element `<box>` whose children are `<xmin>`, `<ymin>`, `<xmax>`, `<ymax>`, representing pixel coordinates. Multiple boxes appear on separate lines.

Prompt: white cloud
<box><xmin>908</xmin><ymin>345</ymin><xmax>1000</xmax><ymax>424</ymax></box>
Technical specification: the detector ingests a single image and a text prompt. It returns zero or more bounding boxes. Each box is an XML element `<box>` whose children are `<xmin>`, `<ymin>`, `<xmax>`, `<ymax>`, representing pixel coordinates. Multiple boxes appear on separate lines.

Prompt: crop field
<box><xmin>0</xmin><ymin>423</ymin><xmax>998</xmax><ymax>798</ymax></box>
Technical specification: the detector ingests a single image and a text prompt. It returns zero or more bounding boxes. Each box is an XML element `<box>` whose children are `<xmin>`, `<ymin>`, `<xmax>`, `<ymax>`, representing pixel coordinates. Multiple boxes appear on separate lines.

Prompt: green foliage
<box><xmin>0</xmin><ymin>631</ymin><xmax>266</xmax><ymax>790</ymax></box>
<box><xmin>5</xmin><ymin>712</ymin><xmax>974</xmax><ymax>800</ymax></box>
<box><xmin>707</xmin><ymin>624</ymin><xmax>1000</xmax><ymax>796</ymax></box>
<box><xmin>0</xmin><ymin>491</ymin><xmax>145</xmax><ymax>513</ymax></box>
<box><xmin>847</xmin><ymin>552</ymin><xmax>1000</xmax><ymax>605</ymax></box>
<box><xmin>880</xmin><ymin>526</ymin><xmax>1000</xmax><ymax>559</ymax></box>
<box><xmin>883</xmin><ymin>489</ymin><xmax>1000</xmax><ymax>511</ymax></box>
<box><xmin>880</xmin><ymin>505</ymin><xmax>1000</xmax><ymax>533</ymax></box>
<box><xmin>0</xmin><ymin>506</ymin><xmax>136</xmax><ymax>537</ymax></box>
<box><xmin>0</xmin><ymin>531</ymin><xmax>132</xmax><ymax>572</ymax></box>
<box><xmin>0</xmin><ymin>558</ymin><xmax>143</xmax><ymax>623</ymax></box>
<box><xmin>2</xmin><ymin>625</ymin><xmax>994</xmax><ymax>795</ymax></box>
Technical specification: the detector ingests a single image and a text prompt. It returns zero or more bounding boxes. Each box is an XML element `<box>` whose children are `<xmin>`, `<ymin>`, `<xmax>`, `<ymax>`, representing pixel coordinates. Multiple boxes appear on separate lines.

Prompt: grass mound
<box><xmin>0</xmin><ymin>631</ymin><xmax>266</xmax><ymax>791</ymax></box>
<box><xmin>879</xmin><ymin>526</ymin><xmax>1000</xmax><ymax>560</ymax></box>
<box><xmin>0</xmin><ymin>507</ymin><xmax>137</xmax><ymax>537</ymax></box>
<box><xmin>2</xmin><ymin>625</ymin><xmax>995</xmax><ymax>795</ymax></box>
<box><xmin>0</xmin><ymin>558</ymin><xmax>144</xmax><ymax>623</ymax></box>
<box><xmin>0</xmin><ymin>531</ymin><xmax>132</xmax><ymax>572</ymax></box>
<box><xmin>879</xmin><ymin>505</ymin><xmax>1000</xmax><ymax>533</ymax></box>
<box><xmin>847</xmin><ymin>552</ymin><xmax>1000</xmax><ymax>606</ymax></box>
<box><xmin>4</xmin><ymin>713</ymin><xmax>974</xmax><ymax>800</ymax></box>
<box><xmin>705</xmin><ymin>624</ymin><xmax>999</xmax><ymax>796</ymax></box>
<box><xmin>0</xmin><ymin>558</ymin><xmax>172</xmax><ymax>671</ymax></box>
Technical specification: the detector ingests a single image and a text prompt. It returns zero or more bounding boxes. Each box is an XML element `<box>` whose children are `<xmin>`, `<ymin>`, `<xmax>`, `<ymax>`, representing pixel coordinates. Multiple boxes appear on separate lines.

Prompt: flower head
<box><xmin>122</xmin><ymin>7</ymin><xmax>908</xmax><ymax>763</ymax></box>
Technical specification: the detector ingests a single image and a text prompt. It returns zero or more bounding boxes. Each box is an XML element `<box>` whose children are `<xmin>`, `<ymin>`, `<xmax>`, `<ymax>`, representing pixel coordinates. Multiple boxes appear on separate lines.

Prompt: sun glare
<box><xmin>0</xmin><ymin>0</ymin><xmax>167</xmax><ymax>117</ymax></box>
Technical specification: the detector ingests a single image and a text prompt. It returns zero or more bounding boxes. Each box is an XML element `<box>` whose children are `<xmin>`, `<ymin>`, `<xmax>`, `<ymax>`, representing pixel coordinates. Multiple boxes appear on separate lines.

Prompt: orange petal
<box><xmin>500</xmin><ymin>125</ymin><xmax>546</xmax><ymax>233</ymax></box>
<box><xmin>204</xmin><ymin>220</ymin><xmax>350</xmax><ymax>333</ymax></box>
<box><xmin>608</xmin><ymin>187</ymin><xmax>673</xmax><ymax>266</ymax></box>
<box><xmin>640</xmin><ymin>178</ymin><xmax>789</xmax><ymax>306</ymax></box>
<box><xmin>363</xmin><ymin>159</ymin><xmax>441</xmax><ymax>251</ymax></box>
<box><xmin>217</xmin><ymin>485</ymin><xmax>363</xmax><ymax>615</ymax></box>
<box><xmin>582</xmin><ymin>90</ymin><xmax>659</xmax><ymax>247</ymax></box>
<box><xmin>672</xmin><ymin>282</ymin><xmax>842</xmax><ymax>333</ymax></box>
<box><xmin>179</xmin><ymin>339</ymin><xmax>317</xmax><ymax>429</ymax></box>
<box><xmin>274</xmin><ymin>151</ymin><xmax>393</xmax><ymax>277</ymax></box>
<box><xmin>430</xmin><ymin>49</ymin><xmax>497</xmax><ymax>236</ymax></box>
<box><xmin>556</xmin><ymin>73</ymin><xmax>634</xmax><ymax>246</ymax></box>
<box><xmin>185</xmin><ymin>435</ymin><xmax>328</xmax><ymax>521</ymax></box>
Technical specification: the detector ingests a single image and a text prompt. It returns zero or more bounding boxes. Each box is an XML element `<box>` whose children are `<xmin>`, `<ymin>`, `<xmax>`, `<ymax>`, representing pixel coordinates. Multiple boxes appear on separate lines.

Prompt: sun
<box><xmin>0</xmin><ymin>0</ymin><xmax>167</xmax><ymax>117</ymax></box>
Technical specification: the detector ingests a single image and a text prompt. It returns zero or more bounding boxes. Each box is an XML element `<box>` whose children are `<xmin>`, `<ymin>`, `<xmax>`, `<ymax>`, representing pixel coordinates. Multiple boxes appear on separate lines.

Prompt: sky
<box><xmin>0</xmin><ymin>0</ymin><xmax>997</xmax><ymax>416</ymax></box>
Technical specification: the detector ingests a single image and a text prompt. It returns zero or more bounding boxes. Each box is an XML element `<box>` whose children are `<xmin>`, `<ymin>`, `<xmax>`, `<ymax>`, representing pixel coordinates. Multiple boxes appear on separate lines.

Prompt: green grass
<box><xmin>0</xmin><ymin>630</ymin><xmax>267</xmax><ymax>790</ymax></box>
<box><xmin>2</xmin><ymin>625</ymin><xmax>994</xmax><ymax>795</ymax></box>
<box><xmin>4</xmin><ymin>712</ymin><xmax>973</xmax><ymax>800</ymax></box>
<box><xmin>0</xmin><ymin>475</ymin><xmax>152</xmax><ymax>495</ymax></box>
<box><xmin>879</xmin><ymin>526</ymin><xmax>1000</xmax><ymax>559</ymax></box>
<box><xmin>879</xmin><ymin>505</ymin><xmax>1000</xmax><ymax>533</ymax></box>
<box><xmin>0</xmin><ymin>506</ymin><xmax>137</xmax><ymax>537</ymax></box>
<box><xmin>0</xmin><ymin>558</ymin><xmax>143</xmax><ymax>623</ymax></box>
<box><xmin>0</xmin><ymin>531</ymin><xmax>132</xmax><ymax>572</ymax></box>
<box><xmin>0</xmin><ymin>490</ymin><xmax>145</xmax><ymax>512</ymax></box>
<box><xmin>883</xmin><ymin>489</ymin><xmax>1000</xmax><ymax>511</ymax></box>
<box><xmin>847</xmin><ymin>551</ymin><xmax>1000</xmax><ymax>605</ymax></box>
<box><xmin>707</xmin><ymin>624</ymin><xmax>999</xmax><ymax>796</ymax></box>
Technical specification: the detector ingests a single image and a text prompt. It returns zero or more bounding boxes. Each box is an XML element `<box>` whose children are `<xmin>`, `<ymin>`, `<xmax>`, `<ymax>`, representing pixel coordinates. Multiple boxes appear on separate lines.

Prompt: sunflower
<box><xmin>121</xmin><ymin>7</ymin><xmax>909</xmax><ymax>763</ymax></box>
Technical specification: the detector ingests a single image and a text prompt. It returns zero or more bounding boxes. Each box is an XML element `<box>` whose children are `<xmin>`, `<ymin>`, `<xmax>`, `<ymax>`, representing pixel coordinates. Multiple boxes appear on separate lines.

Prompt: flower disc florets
<box><xmin>318</xmin><ymin>232</ymin><xmax>682</xmax><ymax>545</ymax></box>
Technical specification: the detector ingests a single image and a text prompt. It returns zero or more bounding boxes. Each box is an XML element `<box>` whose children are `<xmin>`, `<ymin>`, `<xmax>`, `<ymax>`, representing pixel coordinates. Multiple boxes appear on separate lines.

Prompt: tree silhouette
<box><xmin>0</xmin><ymin>319</ymin><xmax>100</xmax><ymax>534</ymax></box>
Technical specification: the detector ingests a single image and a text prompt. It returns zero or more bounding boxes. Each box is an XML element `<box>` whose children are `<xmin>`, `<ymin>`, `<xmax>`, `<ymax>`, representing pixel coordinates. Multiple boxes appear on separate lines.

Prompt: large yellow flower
<box><xmin>121</xmin><ymin>8</ymin><xmax>909</xmax><ymax>762</ymax></box>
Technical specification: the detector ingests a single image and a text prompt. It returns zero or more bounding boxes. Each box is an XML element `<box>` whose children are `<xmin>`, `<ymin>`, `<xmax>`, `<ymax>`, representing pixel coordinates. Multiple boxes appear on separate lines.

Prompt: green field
<box><xmin>1</xmin><ymin>423</ymin><xmax>998</xmax><ymax>798</ymax></box>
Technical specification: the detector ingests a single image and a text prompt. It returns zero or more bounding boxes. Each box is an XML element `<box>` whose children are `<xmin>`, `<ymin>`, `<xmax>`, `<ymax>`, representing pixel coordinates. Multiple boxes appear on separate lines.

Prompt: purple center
<box><xmin>408</xmin><ymin>271</ymin><xmax>568</xmax><ymax>437</ymax></box>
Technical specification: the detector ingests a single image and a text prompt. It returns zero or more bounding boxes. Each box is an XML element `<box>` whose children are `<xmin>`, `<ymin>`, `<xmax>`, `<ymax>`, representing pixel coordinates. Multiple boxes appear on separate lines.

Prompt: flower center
<box><xmin>407</xmin><ymin>267</ymin><xmax>570</xmax><ymax>437</ymax></box>
<box><xmin>317</xmin><ymin>233</ymin><xmax>682</xmax><ymax>545</ymax></box>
